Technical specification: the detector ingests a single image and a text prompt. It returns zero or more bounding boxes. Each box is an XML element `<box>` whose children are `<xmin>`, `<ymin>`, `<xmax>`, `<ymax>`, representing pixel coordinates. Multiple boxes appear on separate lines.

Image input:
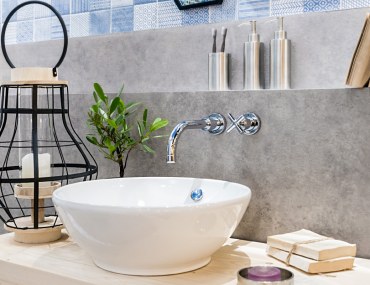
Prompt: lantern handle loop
<box><xmin>0</xmin><ymin>1</ymin><xmax>68</xmax><ymax>77</ymax></box>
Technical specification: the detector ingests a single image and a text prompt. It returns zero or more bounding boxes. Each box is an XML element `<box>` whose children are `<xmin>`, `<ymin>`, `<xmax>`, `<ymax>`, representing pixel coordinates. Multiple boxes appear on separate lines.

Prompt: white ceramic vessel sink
<box><xmin>52</xmin><ymin>177</ymin><xmax>251</xmax><ymax>276</ymax></box>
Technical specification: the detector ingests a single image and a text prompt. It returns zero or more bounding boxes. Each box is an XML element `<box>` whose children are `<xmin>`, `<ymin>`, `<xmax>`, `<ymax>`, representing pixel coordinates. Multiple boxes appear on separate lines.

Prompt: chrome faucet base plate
<box><xmin>206</xmin><ymin>113</ymin><xmax>226</xmax><ymax>135</ymax></box>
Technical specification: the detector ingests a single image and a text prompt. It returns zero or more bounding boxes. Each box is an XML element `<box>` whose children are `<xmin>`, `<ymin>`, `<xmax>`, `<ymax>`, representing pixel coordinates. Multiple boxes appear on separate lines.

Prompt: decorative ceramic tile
<box><xmin>341</xmin><ymin>0</ymin><xmax>370</xmax><ymax>9</ymax></box>
<box><xmin>34</xmin><ymin>0</ymin><xmax>52</xmax><ymax>19</ymax></box>
<box><xmin>182</xmin><ymin>7</ymin><xmax>209</xmax><ymax>26</ymax></box>
<box><xmin>16</xmin><ymin>20</ymin><xmax>33</xmax><ymax>43</ymax></box>
<box><xmin>2</xmin><ymin>0</ymin><xmax>369</xmax><ymax>45</ymax></box>
<box><xmin>112</xmin><ymin>6</ymin><xmax>134</xmax><ymax>33</ymax></box>
<box><xmin>72</xmin><ymin>0</ymin><xmax>89</xmax><ymax>13</ymax></box>
<box><xmin>51</xmin><ymin>0</ymin><xmax>70</xmax><ymax>15</ymax></box>
<box><xmin>16</xmin><ymin>0</ymin><xmax>33</xmax><ymax>21</ymax></box>
<box><xmin>89</xmin><ymin>0</ymin><xmax>111</xmax><ymax>11</ymax></box>
<box><xmin>210</xmin><ymin>0</ymin><xmax>236</xmax><ymax>23</ymax></box>
<box><xmin>2</xmin><ymin>0</ymin><xmax>17</xmax><ymax>22</ymax></box>
<box><xmin>134</xmin><ymin>3</ymin><xmax>157</xmax><ymax>31</ymax></box>
<box><xmin>270</xmin><ymin>0</ymin><xmax>304</xmax><ymax>16</ymax></box>
<box><xmin>51</xmin><ymin>15</ymin><xmax>70</xmax><ymax>39</ymax></box>
<box><xmin>158</xmin><ymin>1</ymin><xmax>182</xmax><ymax>29</ymax></box>
<box><xmin>237</xmin><ymin>0</ymin><xmax>269</xmax><ymax>20</ymax></box>
<box><xmin>71</xmin><ymin>12</ymin><xmax>90</xmax><ymax>37</ymax></box>
<box><xmin>112</xmin><ymin>0</ymin><xmax>134</xmax><ymax>7</ymax></box>
<box><xmin>34</xmin><ymin>17</ymin><xmax>52</xmax><ymax>42</ymax></box>
<box><xmin>303</xmin><ymin>0</ymin><xmax>340</xmax><ymax>12</ymax></box>
<box><xmin>4</xmin><ymin>22</ymin><xmax>17</xmax><ymax>44</ymax></box>
<box><xmin>134</xmin><ymin>0</ymin><xmax>157</xmax><ymax>5</ymax></box>
<box><xmin>90</xmin><ymin>10</ymin><xmax>111</xmax><ymax>35</ymax></box>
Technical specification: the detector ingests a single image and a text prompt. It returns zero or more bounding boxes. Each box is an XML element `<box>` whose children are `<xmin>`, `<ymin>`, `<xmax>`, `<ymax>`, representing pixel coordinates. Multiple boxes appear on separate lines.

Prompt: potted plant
<box><xmin>86</xmin><ymin>83</ymin><xmax>168</xmax><ymax>177</ymax></box>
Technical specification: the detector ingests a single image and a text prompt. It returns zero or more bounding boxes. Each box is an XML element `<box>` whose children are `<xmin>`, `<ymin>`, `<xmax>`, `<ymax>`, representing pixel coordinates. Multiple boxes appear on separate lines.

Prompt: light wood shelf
<box><xmin>0</xmin><ymin>232</ymin><xmax>369</xmax><ymax>285</ymax></box>
<box><xmin>1</xmin><ymin>80</ymin><xmax>68</xmax><ymax>85</ymax></box>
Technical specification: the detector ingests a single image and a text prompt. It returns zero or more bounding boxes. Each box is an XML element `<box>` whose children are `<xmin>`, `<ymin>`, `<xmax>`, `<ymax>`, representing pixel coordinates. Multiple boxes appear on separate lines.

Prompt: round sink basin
<box><xmin>52</xmin><ymin>177</ymin><xmax>251</xmax><ymax>276</ymax></box>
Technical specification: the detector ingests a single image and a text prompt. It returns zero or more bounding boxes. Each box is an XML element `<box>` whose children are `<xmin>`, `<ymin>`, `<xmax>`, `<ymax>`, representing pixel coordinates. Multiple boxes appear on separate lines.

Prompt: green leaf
<box><xmin>121</xmin><ymin>123</ymin><xmax>130</xmax><ymax>133</ymax></box>
<box><xmin>126</xmin><ymin>140</ymin><xmax>136</xmax><ymax>147</ymax></box>
<box><xmin>151</xmin><ymin>134</ymin><xmax>168</xmax><ymax>139</ymax></box>
<box><xmin>90</xmin><ymin>104</ymin><xmax>99</xmax><ymax>114</ymax></box>
<box><xmin>142</xmin><ymin>109</ymin><xmax>148</xmax><ymax>129</ymax></box>
<box><xmin>150</xmin><ymin>119</ymin><xmax>169</xmax><ymax>132</ymax></box>
<box><xmin>115</xmin><ymin>114</ymin><xmax>125</xmax><ymax>125</ymax></box>
<box><xmin>142</xmin><ymin>144</ymin><xmax>155</xmax><ymax>154</ymax></box>
<box><xmin>103</xmin><ymin>137</ymin><xmax>111</xmax><ymax>146</ymax></box>
<box><xmin>86</xmin><ymin>135</ymin><xmax>99</xmax><ymax>146</ymax></box>
<box><xmin>152</xmin><ymin>117</ymin><xmax>161</xmax><ymax>125</ymax></box>
<box><xmin>96</xmin><ymin>127</ymin><xmax>104</xmax><ymax>136</ymax></box>
<box><xmin>122</xmin><ymin>121</ymin><xmax>128</xmax><ymax>131</ymax></box>
<box><xmin>117</xmin><ymin>100</ymin><xmax>125</xmax><ymax>114</ymax></box>
<box><xmin>109</xmin><ymin>97</ymin><xmax>121</xmax><ymax>114</ymax></box>
<box><xmin>109</xmin><ymin>145</ymin><xmax>116</xmax><ymax>153</ymax></box>
<box><xmin>98</xmin><ymin>107</ymin><xmax>108</xmax><ymax>119</ymax></box>
<box><xmin>107</xmin><ymin>119</ymin><xmax>117</xmax><ymax>129</ymax></box>
<box><xmin>137</xmin><ymin>122</ymin><xmax>143</xmax><ymax>137</ymax></box>
<box><xmin>94</xmin><ymin>83</ymin><xmax>108</xmax><ymax>104</ymax></box>
<box><xmin>103</xmin><ymin>138</ymin><xmax>116</xmax><ymax>154</ymax></box>
<box><xmin>93</xmin><ymin>91</ymin><xmax>99</xmax><ymax>103</ymax></box>
<box><xmin>117</xmin><ymin>84</ymin><xmax>124</xmax><ymax>97</ymax></box>
<box><xmin>126</xmin><ymin>102</ymin><xmax>141</xmax><ymax>112</ymax></box>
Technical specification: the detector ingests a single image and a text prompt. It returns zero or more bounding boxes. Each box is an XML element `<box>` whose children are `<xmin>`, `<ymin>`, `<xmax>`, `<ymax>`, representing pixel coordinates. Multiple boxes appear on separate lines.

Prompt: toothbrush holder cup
<box><xmin>208</xmin><ymin>52</ymin><xmax>230</xmax><ymax>91</ymax></box>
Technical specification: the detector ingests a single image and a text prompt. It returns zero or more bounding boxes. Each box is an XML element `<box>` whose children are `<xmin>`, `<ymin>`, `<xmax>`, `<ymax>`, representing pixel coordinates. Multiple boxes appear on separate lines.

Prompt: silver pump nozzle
<box><xmin>278</xmin><ymin>17</ymin><xmax>284</xmax><ymax>31</ymax></box>
<box><xmin>251</xmin><ymin>20</ymin><xmax>256</xmax><ymax>33</ymax></box>
<box><xmin>248</xmin><ymin>20</ymin><xmax>259</xmax><ymax>42</ymax></box>
<box><xmin>275</xmin><ymin>17</ymin><xmax>287</xmax><ymax>39</ymax></box>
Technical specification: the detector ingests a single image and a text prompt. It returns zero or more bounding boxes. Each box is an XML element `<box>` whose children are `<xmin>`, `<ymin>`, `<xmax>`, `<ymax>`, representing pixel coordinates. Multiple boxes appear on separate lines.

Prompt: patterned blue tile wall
<box><xmin>1</xmin><ymin>0</ymin><xmax>369</xmax><ymax>44</ymax></box>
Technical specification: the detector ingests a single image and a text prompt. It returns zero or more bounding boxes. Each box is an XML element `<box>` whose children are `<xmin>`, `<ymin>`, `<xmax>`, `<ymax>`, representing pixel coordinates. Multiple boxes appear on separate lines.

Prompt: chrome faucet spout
<box><xmin>166</xmin><ymin>120</ymin><xmax>206</xmax><ymax>163</ymax></box>
<box><xmin>166</xmin><ymin>113</ymin><xmax>226</xmax><ymax>163</ymax></box>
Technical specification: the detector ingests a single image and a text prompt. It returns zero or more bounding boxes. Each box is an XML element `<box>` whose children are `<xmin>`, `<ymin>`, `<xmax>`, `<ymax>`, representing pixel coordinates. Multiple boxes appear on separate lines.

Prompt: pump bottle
<box><xmin>270</xmin><ymin>17</ymin><xmax>291</xmax><ymax>89</ymax></box>
<box><xmin>244</xmin><ymin>21</ymin><xmax>264</xmax><ymax>90</ymax></box>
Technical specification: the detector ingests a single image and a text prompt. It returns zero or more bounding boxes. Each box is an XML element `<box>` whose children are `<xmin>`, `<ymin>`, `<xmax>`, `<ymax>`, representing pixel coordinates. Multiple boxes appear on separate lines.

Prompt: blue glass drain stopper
<box><xmin>190</xmin><ymin>188</ymin><xmax>203</xmax><ymax>201</ymax></box>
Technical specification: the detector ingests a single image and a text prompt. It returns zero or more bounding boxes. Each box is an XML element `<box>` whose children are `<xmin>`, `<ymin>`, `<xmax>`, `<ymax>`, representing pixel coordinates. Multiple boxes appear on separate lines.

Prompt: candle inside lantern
<box><xmin>21</xmin><ymin>153</ymin><xmax>51</xmax><ymax>187</ymax></box>
<box><xmin>248</xmin><ymin>266</ymin><xmax>281</xmax><ymax>282</ymax></box>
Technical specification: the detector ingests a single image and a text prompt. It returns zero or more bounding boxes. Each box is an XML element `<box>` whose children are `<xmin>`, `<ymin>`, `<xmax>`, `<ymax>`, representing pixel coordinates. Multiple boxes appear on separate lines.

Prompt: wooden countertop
<box><xmin>0</xmin><ymin>232</ymin><xmax>369</xmax><ymax>285</ymax></box>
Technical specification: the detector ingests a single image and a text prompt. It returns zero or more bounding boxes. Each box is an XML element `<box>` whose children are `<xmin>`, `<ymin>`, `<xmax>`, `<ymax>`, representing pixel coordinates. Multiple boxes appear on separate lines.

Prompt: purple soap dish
<box><xmin>237</xmin><ymin>266</ymin><xmax>294</xmax><ymax>285</ymax></box>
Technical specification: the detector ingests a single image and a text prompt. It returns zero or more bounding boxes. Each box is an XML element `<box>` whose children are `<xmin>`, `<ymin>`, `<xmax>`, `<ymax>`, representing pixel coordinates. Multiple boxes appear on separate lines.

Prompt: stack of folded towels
<box><xmin>267</xmin><ymin>229</ymin><xmax>357</xmax><ymax>274</ymax></box>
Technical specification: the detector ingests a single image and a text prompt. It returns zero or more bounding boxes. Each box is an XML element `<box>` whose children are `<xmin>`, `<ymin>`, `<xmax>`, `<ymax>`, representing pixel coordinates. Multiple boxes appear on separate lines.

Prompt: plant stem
<box><xmin>116</xmin><ymin>148</ymin><xmax>124</xmax><ymax>178</ymax></box>
<box><xmin>121</xmin><ymin>148</ymin><xmax>132</xmax><ymax>177</ymax></box>
<box><xmin>117</xmin><ymin>148</ymin><xmax>132</xmax><ymax>178</ymax></box>
<box><xmin>119</xmin><ymin>160</ymin><xmax>125</xmax><ymax>178</ymax></box>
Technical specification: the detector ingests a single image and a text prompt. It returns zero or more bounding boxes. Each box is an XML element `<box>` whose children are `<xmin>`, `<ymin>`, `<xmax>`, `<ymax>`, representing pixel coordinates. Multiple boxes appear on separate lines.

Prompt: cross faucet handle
<box><xmin>226</xmin><ymin>112</ymin><xmax>261</xmax><ymax>135</ymax></box>
<box><xmin>226</xmin><ymin>113</ymin><xmax>245</xmax><ymax>134</ymax></box>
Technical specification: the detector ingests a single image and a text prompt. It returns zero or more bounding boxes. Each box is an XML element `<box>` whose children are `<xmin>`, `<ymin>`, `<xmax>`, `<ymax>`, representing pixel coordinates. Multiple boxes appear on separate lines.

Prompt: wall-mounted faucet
<box><xmin>166</xmin><ymin>112</ymin><xmax>261</xmax><ymax>163</ymax></box>
<box><xmin>166</xmin><ymin>113</ymin><xmax>226</xmax><ymax>163</ymax></box>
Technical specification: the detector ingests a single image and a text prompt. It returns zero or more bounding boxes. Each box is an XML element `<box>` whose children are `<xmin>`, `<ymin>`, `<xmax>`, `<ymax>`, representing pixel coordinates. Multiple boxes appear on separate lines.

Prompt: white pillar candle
<box><xmin>21</xmin><ymin>153</ymin><xmax>51</xmax><ymax>187</ymax></box>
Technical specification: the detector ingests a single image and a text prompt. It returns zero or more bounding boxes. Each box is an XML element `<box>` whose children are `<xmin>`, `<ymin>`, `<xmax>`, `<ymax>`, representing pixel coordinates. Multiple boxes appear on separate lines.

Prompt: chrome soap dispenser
<box><xmin>270</xmin><ymin>17</ymin><xmax>291</xmax><ymax>89</ymax></box>
<box><xmin>243</xmin><ymin>20</ymin><xmax>264</xmax><ymax>90</ymax></box>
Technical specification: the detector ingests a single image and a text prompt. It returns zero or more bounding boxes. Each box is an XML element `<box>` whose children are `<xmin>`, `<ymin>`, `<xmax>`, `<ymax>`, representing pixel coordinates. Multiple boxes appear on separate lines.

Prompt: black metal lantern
<box><xmin>0</xmin><ymin>1</ymin><xmax>98</xmax><ymax>243</ymax></box>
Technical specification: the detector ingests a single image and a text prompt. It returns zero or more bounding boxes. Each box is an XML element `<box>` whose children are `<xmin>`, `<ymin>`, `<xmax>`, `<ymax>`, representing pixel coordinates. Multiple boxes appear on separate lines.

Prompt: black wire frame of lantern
<box><xmin>0</xmin><ymin>83</ymin><xmax>98</xmax><ymax>230</ymax></box>
<box><xmin>0</xmin><ymin>1</ymin><xmax>98</xmax><ymax>233</ymax></box>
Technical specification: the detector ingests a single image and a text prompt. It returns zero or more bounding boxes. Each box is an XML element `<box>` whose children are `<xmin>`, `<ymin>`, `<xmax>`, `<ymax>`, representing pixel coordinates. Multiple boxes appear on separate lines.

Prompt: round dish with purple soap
<box><xmin>238</xmin><ymin>266</ymin><xmax>294</xmax><ymax>285</ymax></box>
